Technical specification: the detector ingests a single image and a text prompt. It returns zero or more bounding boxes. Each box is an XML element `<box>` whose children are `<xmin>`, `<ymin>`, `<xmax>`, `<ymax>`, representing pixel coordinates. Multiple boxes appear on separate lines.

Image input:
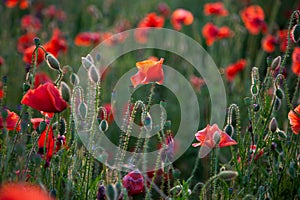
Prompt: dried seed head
<box><xmin>45</xmin><ymin>53</ymin><xmax>61</xmax><ymax>71</ymax></box>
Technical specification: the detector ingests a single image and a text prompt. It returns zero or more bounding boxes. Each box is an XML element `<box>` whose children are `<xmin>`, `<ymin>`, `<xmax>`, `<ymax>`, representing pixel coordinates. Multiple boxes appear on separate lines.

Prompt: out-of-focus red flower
<box><xmin>250</xmin><ymin>145</ymin><xmax>264</xmax><ymax>161</ymax></box>
<box><xmin>0</xmin><ymin>182</ymin><xmax>52</xmax><ymax>200</ymax></box>
<box><xmin>135</xmin><ymin>13</ymin><xmax>165</xmax><ymax>43</ymax></box>
<box><xmin>122</xmin><ymin>170</ymin><xmax>145</xmax><ymax>196</ymax></box>
<box><xmin>4</xmin><ymin>0</ymin><xmax>29</xmax><ymax>9</ymax></box>
<box><xmin>202</xmin><ymin>22</ymin><xmax>234</xmax><ymax>46</ymax></box>
<box><xmin>23</xmin><ymin>28</ymin><xmax>67</xmax><ymax>65</ymax></box>
<box><xmin>291</xmin><ymin>47</ymin><xmax>300</xmax><ymax>76</ymax></box>
<box><xmin>240</xmin><ymin>5</ymin><xmax>267</xmax><ymax>35</ymax></box>
<box><xmin>42</xmin><ymin>5</ymin><xmax>66</xmax><ymax>21</ymax></box>
<box><xmin>0</xmin><ymin>109</ymin><xmax>20</xmax><ymax>131</ymax></box>
<box><xmin>171</xmin><ymin>9</ymin><xmax>194</xmax><ymax>31</ymax></box>
<box><xmin>0</xmin><ymin>89</ymin><xmax>3</xmax><ymax>100</ymax></box>
<box><xmin>34</xmin><ymin>72</ymin><xmax>53</xmax><ymax>88</ymax></box>
<box><xmin>30</xmin><ymin>118</ymin><xmax>46</xmax><ymax>129</ymax></box>
<box><xmin>74</xmin><ymin>32</ymin><xmax>101</xmax><ymax>47</ymax></box>
<box><xmin>157</xmin><ymin>3</ymin><xmax>171</xmax><ymax>17</ymax></box>
<box><xmin>17</xmin><ymin>33</ymin><xmax>36</xmax><ymax>53</ymax></box>
<box><xmin>278</xmin><ymin>29</ymin><xmax>288</xmax><ymax>52</ymax></box>
<box><xmin>262</xmin><ymin>34</ymin><xmax>277</xmax><ymax>53</ymax></box>
<box><xmin>192</xmin><ymin>124</ymin><xmax>237</xmax><ymax>148</ymax></box>
<box><xmin>38</xmin><ymin>125</ymin><xmax>54</xmax><ymax>164</ymax></box>
<box><xmin>288</xmin><ymin>104</ymin><xmax>300</xmax><ymax>134</ymax></box>
<box><xmin>225</xmin><ymin>59</ymin><xmax>247</xmax><ymax>82</ymax></box>
<box><xmin>55</xmin><ymin>134</ymin><xmax>68</xmax><ymax>152</ymax></box>
<box><xmin>0</xmin><ymin>56</ymin><xmax>4</xmax><ymax>66</ymax></box>
<box><xmin>21</xmin><ymin>15</ymin><xmax>42</xmax><ymax>32</ymax></box>
<box><xmin>100</xmin><ymin>103</ymin><xmax>114</xmax><ymax>124</ymax></box>
<box><xmin>204</xmin><ymin>2</ymin><xmax>228</xmax><ymax>16</ymax></box>
<box><xmin>130</xmin><ymin>58</ymin><xmax>164</xmax><ymax>88</ymax></box>
<box><xmin>21</xmin><ymin>82</ymin><xmax>68</xmax><ymax>113</ymax></box>
<box><xmin>190</xmin><ymin>74</ymin><xmax>205</xmax><ymax>92</ymax></box>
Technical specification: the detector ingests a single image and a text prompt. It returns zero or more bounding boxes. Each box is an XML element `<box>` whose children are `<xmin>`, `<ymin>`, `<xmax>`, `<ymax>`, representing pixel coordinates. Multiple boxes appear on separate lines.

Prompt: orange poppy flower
<box><xmin>23</xmin><ymin>29</ymin><xmax>67</xmax><ymax>65</ymax></box>
<box><xmin>130</xmin><ymin>58</ymin><xmax>164</xmax><ymax>88</ymax></box>
<box><xmin>262</xmin><ymin>34</ymin><xmax>277</xmax><ymax>53</ymax></box>
<box><xmin>291</xmin><ymin>47</ymin><xmax>300</xmax><ymax>76</ymax></box>
<box><xmin>225</xmin><ymin>59</ymin><xmax>247</xmax><ymax>82</ymax></box>
<box><xmin>278</xmin><ymin>29</ymin><xmax>288</xmax><ymax>53</ymax></box>
<box><xmin>202</xmin><ymin>22</ymin><xmax>233</xmax><ymax>46</ymax></box>
<box><xmin>4</xmin><ymin>0</ymin><xmax>29</xmax><ymax>9</ymax></box>
<box><xmin>135</xmin><ymin>13</ymin><xmax>165</xmax><ymax>43</ymax></box>
<box><xmin>17</xmin><ymin>33</ymin><xmax>36</xmax><ymax>53</ymax></box>
<box><xmin>0</xmin><ymin>109</ymin><xmax>20</xmax><ymax>131</ymax></box>
<box><xmin>38</xmin><ymin>125</ymin><xmax>55</xmax><ymax>164</ymax></box>
<box><xmin>204</xmin><ymin>2</ymin><xmax>228</xmax><ymax>16</ymax></box>
<box><xmin>21</xmin><ymin>82</ymin><xmax>68</xmax><ymax>113</ymax></box>
<box><xmin>0</xmin><ymin>183</ymin><xmax>52</xmax><ymax>200</ymax></box>
<box><xmin>288</xmin><ymin>104</ymin><xmax>300</xmax><ymax>134</ymax></box>
<box><xmin>74</xmin><ymin>32</ymin><xmax>101</xmax><ymax>47</ymax></box>
<box><xmin>240</xmin><ymin>5</ymin><xmax>267</xmax><ymax>35</ymax></box>
<box><xmin>21</xmin><ymin>15</ymin><xmax>42</xmax><ymax>32</ymax></box>
<box><xmin>192</xmin><ymin>124</ymin><xmax>237</xmax><ymax>148</ymax></box>
<box><xmin>171</xmin><ymin>9</ymin><xmax>194</xmax><ymax>31</ymax></box>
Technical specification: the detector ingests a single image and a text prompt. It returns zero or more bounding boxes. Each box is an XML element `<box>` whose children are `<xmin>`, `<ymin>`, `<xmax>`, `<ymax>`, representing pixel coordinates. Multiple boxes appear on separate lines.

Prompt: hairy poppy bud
<box><xmin>78</xmin><ymin>102</ymin><xmax>87</xmax><ymax>119</ymax></box>
<box><xmin>271</xmin><ymin>56</ymin><xmax>281</xmax><ymax>70</ymax></box>
<box><xmin>219</xmin><ymin>170</ymin><xmax>238</xmax><ymax>181</ymax></box>
<box><xmin>275</xmin><ymin>88</ymin><xmax>284</xmax><ymax>99</ymax></box>
<box><xmin>45</xmin><ymin>53</ymin><xmax>61</xmax><ymax>71</ymax></box>
<box><xmin>291</xmin><ymin>24</ymin><xmax>300</xmax><ymax>44</ymax></box>
<box><xmin>99</xmin><ymin>120</ymin><xmax>108</xmax><ymax>132</ymax></box>
<box><xmin>88</xmin><ymin>65</ymin><xmax>100</xmax><ymax>83</ymax></box>
<box><xmin>60</xmin><ymin>81</ymin><xmax>71</xmax><ymax>102</ymax></box>
<box><xmin>70</xmin><ymin>73</ymin><xmax>80</xmax><ymax>86</ymax></box>
<box><xmin>269</xmin><ymin>117</ymin><xmax>278</xmax><ymax>133</ymax></box>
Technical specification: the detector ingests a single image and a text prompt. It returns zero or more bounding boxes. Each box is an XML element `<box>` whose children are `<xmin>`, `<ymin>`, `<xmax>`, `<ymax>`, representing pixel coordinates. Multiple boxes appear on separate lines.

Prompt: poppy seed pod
<box><xmin>45</xmin><ymin>53</ymin><xmax>61</xmax><ymax>71</ymax></box>
<box><xmin>219</xmin><ymin>170</ymin><xmax>238</xmax><ymax>181</ymax></box>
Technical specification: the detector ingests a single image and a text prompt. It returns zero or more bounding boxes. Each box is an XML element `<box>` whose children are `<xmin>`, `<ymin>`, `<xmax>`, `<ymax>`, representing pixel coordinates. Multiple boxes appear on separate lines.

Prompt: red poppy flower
<box><xmin>192</xmin><ymin>124</ymin><xmax>237</xmax><ymax>148</ymax></box>
<box><xmin>225</xmin><ymin>59</ymin><xmax>247</xmax><ymax>82</ymax></box>
<box><xmin>278</xmin><ymin>29</ymin><xmax>288</xmax><ymax>53</ymax></box>
<box><xmin>21</xmin><ymin>15</ymin><xmax>42</xmax><ymax>33</ymax></box>
<box><xmin>0</xmin><ymin>109</ymin><xmax>20</xmax><ymax>131</ymax></box>
<box><xmin>23</xmin><ymin>28</ymin><xmax>67</xmax><ymax>65</ymax></box>
<box><xmin>204</xmin><ymin>2</ymin><xmax>228</xmax><ymax>16</ymax></box>
<box><xmin>100</xmin><ymin>103</ymin><xmax>114</xmax><ymax>124</ymax></box>
<box><xmin>0</xmin><ymin>183</ymin><xmax>51</xmax><ymax>200</ymax></box>
<box><xmin>74</xmin><ymin>32</ymin><xmax>101</xmax><ymax>47</ymax></box>
<box><xmin>17</xmin><ymin>33</ymin><xmax>36</xmax><ymax>53</ymax></box>
<box><xmin>122</xmin><ymin>170</ymin><xmax>145</xmax><ymax>196</ymax></box>
<box><xmin>38</xmin><ymin>125</ymin><xmax>54</xmax><ymax>164</ymax></box>
<box><xmin>250</xmin><ymin>145</ymin><xmax>264</xmax><ymax>161</ymax></box>
<box><xmin>171</xmin><ymin>9</ymin><xmax>194</xmax><ymax>31</ymax></box>
<box><xmin>31</xmin><ymin>118</ymin><xmax>46</xmax><ymax>129</ymax></box>
<box><xmin>135</xmin><ymin>13</ymin><xmax>165</xmax><ymax>43</ymax></box>
<box><xmin>0</xmin><ymin>89</ymin><xmax>3</xmax><ymax>100</ymax></box>
<box><xmin>4</xmin><ymin>0</ymin><xmax>29</xmax><ymax>9</ymax></box>
<box><xmin>262</xmin><ymin>34</ymin><xmax>277</xmax><ymax>53</ymax></box>
<box><xmin>190</xmin><ymin>74</ymin><xmax>205</xmax><ymax>92</ymax></box>
<box><xmin>157</xmin><ymin>3</ymin><xmax>170</xmax><ymax>17</ymax></box>
<box><xmin>291</xmin><ymin>47</ymin><xmax>300</xmax><ymax>76</ymax></box>
<box><xmin>202</xmin><ymin>22</ymin><xmax>234</xmax><ymax>46</ymax></box>
<box><xmin>0</xmin><ymin>56</ymin><xmax>5</xmax><ymax>66</ymax></box>
<box><xmin>288</xmin><ymin>104</ymin><xmax>300</xmax><ymax>134</ymax></box>
<box><xmin>240</xmin><ymin>5</ymin><xmax>267</xmax><ymax>35</ymax></box>
<box><xmin>130</xmin><ymin>58</ymin><xmax>164</xmax><ymax>88</ymax></box>
<box><xmin>21</xmin><ymin>82</ymin><xmax>68</xmax><ymax>113</ymax></box>
<box><xmin>42</xmin><ymin>5</ymin><xmax>66</xmax><ymax>21</ymax></box>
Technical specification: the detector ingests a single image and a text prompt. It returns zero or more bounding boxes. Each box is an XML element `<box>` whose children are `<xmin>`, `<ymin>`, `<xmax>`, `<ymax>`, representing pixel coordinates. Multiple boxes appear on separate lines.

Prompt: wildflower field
<box><xmin>0</xmin><ymin>0</ymin><xmax>300</xmax><ymax>199</ymax></box>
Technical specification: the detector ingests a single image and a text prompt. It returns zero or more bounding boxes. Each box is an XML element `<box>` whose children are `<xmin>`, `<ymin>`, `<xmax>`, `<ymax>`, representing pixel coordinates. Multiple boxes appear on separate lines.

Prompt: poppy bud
<box><xmin>1</xmin><ymin>109</ymin><xmax>8</xmax><ymax>119</ymax></box>
<box><xmin>277</xmin><ymin>129</ymin><xmax>287</xmax><ymax>139</ymax></box>
<box><xmin>271</xmin><ymin>56</ymin><xmax>281</xmax><ymax>70</ymax></box>
<box><xmin>97</xmin><ymin>184</ymin><xmax>106</xmax><ymax>200</ymax></box>
<box><xmin>50</xmin><ymin>189</ymin><xmax>56</xmax><ymax>198</ymax></box>
<box><xmin>34</xmin><ymin>37</ymin><xmax>40</xmax><ymax>46</ymax></box>
<box><xmin>86</xmin><ymin>54</ymin><xmax>94</xmax><ymax>63</ymax></box>
<box><xmin>96</xmin><ymin>53</ymin><xmax>101</xmax><ymax>62</ymax></box>
<box><xmin>213</xmin><ymin>131</ymin><xmax>220</xmax><ymax>145</ymax></box>
<box><xmin>170</xmin><ymin>185</ymin><xmax>183</xmax><ymax>196</ymax></box>
<box><xmin>70</xmin><ymin>73</ymin><xmax>80</xmax><ymax>86</ymax></box>
<box><xmin>275</xmin><ymin>88</ymin><xmax>284</xmax><ymax>99</ymax></box>
<box><xmin>60</xmin><ymin>81</ymin><xmax>71</xmax><ymax>102</ymax></box>
<box><xmin>143</xmin><ymin>112</ymin><xmax>152</xmax><ymax>131</ymax></box>
<box><xmin>88</xmin><ymin>65</ymin><xmax>100</xmax><ymax>83</ymax></box>
<box><xmin>45</xmin><ymin>53</ymin><xmax>61</xmax><ymax>71</ymax></box>
<box><xmin>288</xmin><ymin>161</ymin><xmax>296</xmax><ymax>178</ymax></box>
<box><xmin>253</xmin><ymin>104</ymin><xmax>260</xmax><ymax>112</ymax></box>
<box><xmin>99</xmin><ymin>120</ymin><xmax>108</xmax><ymax>132</ymax></box>
<box><xmin>218</xmin><ymin>170</ymin><xmax>238</xmax><ymax>181</ymax></box>
<box><xmin>269</xmin><ymin>117</ymin><xmax>278</xmax><ymax>133</ymax></box>
<box><xmin>59</xmin><ymin>118</ymin><xmax>66</xmax><ymax>135</ymax></box>
<box><xmin>274</xmin><ymin>98</ymin><xmax>281</xmax><ymax>111</ymax></box>
<box><xmin>291</xmin><ymin>24</ymin><xmax>300</xmax><ymax>44</ymax></box>
<box><xmin>250</xmin><ymin>85</ymin><xmax>259</xmax><ymax>96</ymax></box>
<box><xmin>38</xmin><ymin>121</ymin><xmax>47</xmax><ymax>134</ymax></box>
<box><xmin>78</xmin><ymin>102</ymin><xmax>87</xmax><ymax>119</ymax></box>
<box><xmin>82</xmin><ymin>57</ymin><xmax>93</xmax><ymax>70</ymax></box>
<box><xmin>23</xmin><ymin>83</ymin><xmax>30</xmax><ymax>92</ymax></box>
<box><xmin>224</xmin><ymin>124</ymin><xmax>234</xmax><ymax>136</ymax></box>
<box><xmin>106</xmin><ymin>184</ymin><xmax>117</xmax><ymax>200</ymax></box>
